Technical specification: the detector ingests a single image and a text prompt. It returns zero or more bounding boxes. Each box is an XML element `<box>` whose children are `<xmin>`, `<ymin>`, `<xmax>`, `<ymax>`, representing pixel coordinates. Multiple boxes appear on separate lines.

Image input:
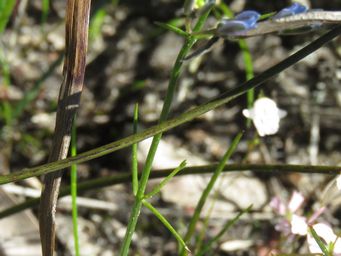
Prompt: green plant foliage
<box><xmin>0</xmin><ymin>0</ymin><xmax>16</xmax><ymax>34</ymax></box>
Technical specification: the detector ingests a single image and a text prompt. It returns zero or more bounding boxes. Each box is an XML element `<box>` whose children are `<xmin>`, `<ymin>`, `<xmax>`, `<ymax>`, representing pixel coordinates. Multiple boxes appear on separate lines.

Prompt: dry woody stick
<box><xmin>39</xmin><ymin>0</ymin><xmax>91</xmax><ymax>255</ymax></box>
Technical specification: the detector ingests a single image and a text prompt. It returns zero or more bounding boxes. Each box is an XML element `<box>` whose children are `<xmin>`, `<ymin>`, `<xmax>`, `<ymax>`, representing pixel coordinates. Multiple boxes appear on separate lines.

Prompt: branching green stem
<box><xmin>119</xmin><ymin>9</ymin><xmax>213</xmax><ymax>255</ymax></box>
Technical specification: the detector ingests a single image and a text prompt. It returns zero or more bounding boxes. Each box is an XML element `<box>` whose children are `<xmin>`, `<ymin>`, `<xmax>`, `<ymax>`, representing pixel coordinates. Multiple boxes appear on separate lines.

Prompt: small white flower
<box><xmin>291</xmin><ymin>214</ymin><xmax>308</xmax><ymax>236</ymax></box>
<box><xmin>288</xmin><ymin>191</ymin><xmax>305</xmax><ymax>213</ymax></box>
<box><xmin>243</xmin><ymin>97</ymin><xmax>287</xmax><ymax>137</ymax></box>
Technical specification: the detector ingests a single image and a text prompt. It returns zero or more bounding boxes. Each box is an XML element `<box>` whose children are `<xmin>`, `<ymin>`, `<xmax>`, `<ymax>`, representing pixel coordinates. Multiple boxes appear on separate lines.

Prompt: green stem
<box><xmin>71</xmin><ymin>120</ymin><xmax>80</xmax><ymax>256</ymax></box>
<box><xmin>197</xmin><ymin>205</ymin><xmax>252</xmax><ymax>256</ymax></box>
<box><xmin>131</xmin><ymin>103</ymin><xmax>139</xmax><ymax>196</ymax></box>
<box><xmin>119</xmin><ymin>9</ymin><xmax>212</xmax><ymax>256</ymax></box>
<box><xmin>0</xmin><ymin>25</ymin><xmax>340</xmax><ymax>185</ymax></box>
<box><xmin>0</xmin><ymin>163</ymin><xmax>339</xmax><ymax>219</ymax></box>
<box><xmin>181</xmin><ymin>132</ymin><xmax>242</xmax><ymax>254</ymax></box>
<box><xmin>142</xmin><ymin>200</ymin><xmax>189</xmax><ymax>252</ymax></box>
<box><xmin>0</xmin><ymin>48</ymin><xmax>12</xmax><ymax>126</ymax></box>
<box><xmin>239</xmin><ymin>39</ymin><xmax>254</xmax><ymax>107</ymax></box>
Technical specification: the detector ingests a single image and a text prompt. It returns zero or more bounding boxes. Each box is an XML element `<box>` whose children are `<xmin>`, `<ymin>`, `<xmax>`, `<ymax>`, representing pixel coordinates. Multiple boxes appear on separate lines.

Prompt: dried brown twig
<box><xmin>39</xmin><ymin>0</ymin><xmax>91</xmax><ymax>255</ymax></box>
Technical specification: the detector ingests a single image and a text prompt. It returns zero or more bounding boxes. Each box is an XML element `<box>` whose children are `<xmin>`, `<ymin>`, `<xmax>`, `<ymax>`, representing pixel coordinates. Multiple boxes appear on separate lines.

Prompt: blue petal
<box><xmin>235</xmin><ymin>10</ymin><xmax>261</xmax><ymax>28</ymax></box>
<box><xmin>217</xmin><ymin>10</ymin><xmax>260</xmax><ymax>36</ymax></box>
<box><xmin>273</xmin><ymin>2</ymin><xmax>308</xmax><ymax>19</ymax></box>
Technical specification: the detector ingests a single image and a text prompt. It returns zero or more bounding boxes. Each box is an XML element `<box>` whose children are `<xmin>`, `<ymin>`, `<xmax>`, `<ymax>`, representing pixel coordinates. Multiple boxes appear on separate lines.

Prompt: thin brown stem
<box><xmin>39</xmin><ymin>1</ymin><xmax>91</xmax><ymax>255</ymax></box>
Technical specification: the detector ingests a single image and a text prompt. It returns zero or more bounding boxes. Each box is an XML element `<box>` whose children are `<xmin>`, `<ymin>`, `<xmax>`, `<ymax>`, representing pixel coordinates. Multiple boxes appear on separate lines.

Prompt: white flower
<box><xmin>291</xmin><ymin>214</ymin><xmax>308</xmax><ymax>236</ymax></box>
<box><xmin>307</xmin><ymin>223</ymin><xmax>341</xmax><ymax>254</ymax></box>
<box><xmin>288</xmin><ymin>191</ymin><xmax>305</xmax><ymax>213</ymax></box>
<box><xmin>242</xmin><ymin>97</ymin><xmax>287</xmax><ymax>136</ymax></box>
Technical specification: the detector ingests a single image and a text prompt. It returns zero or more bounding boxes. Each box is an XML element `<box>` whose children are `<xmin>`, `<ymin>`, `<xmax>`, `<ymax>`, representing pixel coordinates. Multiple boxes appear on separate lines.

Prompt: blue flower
<box><xmin>273</xmin><ymin>2</ymin><xmax>308</xmax><ymax>19</ymax></box>
<box><xmin>217</xmin><ymin>10</ymin><xmax>260</xmax><ymax>35</ymax></box>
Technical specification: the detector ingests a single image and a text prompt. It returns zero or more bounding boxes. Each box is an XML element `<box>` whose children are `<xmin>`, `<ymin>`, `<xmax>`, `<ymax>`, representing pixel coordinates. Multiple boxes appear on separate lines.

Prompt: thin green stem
<box><xmin>239</xmin><ymin>40</ymin><xmax>254</xmax><ymax>106</ymax></box>
<box><xmin>239</xmin><ymin>39</ymin><xmax>254</xmax><ymax>127</ymax></box>
<box><xmin>309</xmin><ymin>226</ymin><xmax>331</xmax><ymax>256</ymax></box>
<box><xmin>131</xmin><ymin>103</ymin><xmax>139</xmax><ymax>196</ymax></box>
<box><xmin>71</xmin><ymin>119</ymin><xmax>80</xmax><ymax>256</ymax></box>
<box><xmin>0</xmin><ymin>163</ymin><xmax>339</xmax><ymax>219</ymax></box>
<box><xmin>155</xmin><ymin>21</ymin><xmax>189</xmax><ymax>37</ymax></box>
<box><xmin>0</xmin><ymin>25</ymin><xmax>340</xmax><ymax>185</ymax></box>
<box><xmin>0</xmin><ymin>0</ymin><xmax>16</xmax><ymax>33</ymax></box>
<box><xmin>181</xmin><ymin>132</ymin><xmax>243</xmax><ymax>254</ymax></box>
<box><xmin>197</xmin><ymin>205</ymin><xmax>252</xmax><ymax>256</ymax></box>
<box><xmin>218</xmin><ymin>3</ymin><xmax>255</xmax><ymax>123</ymax></box>
<box><xmin>119</xmin><ymin>9</ymin><xmax>213</xmax><ymax>255</ymax></box>
<box><xmin>41</xmin><ymin>0</ymin><xmax>49</xmax><ymax>28</ymax></box>
<box><xmin>145</xmin><ymin>160</ymin><xmax>186</xmax><ymax>199</ymax></box>
<box><xmin>0</xmin><ymin>48</ymin><xmax>13</xmax><ymax>126</ymax></box>
<box><xmin>142</xmin><ymin>200</ymin><xmax>190</xmax><ymax>252</ymax></box>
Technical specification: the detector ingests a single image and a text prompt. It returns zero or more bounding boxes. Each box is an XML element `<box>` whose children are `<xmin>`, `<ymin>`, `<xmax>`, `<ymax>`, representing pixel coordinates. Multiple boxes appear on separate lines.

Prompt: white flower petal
<box><xmin>291</xmin><ymin>214</ymin><xmax>307</xmax><ymax>236</ymax></box>
<box><xmin>242</xmin><ymin>109</ymin><xmax>252</xmax><ymax>118</ymax></box>
<box><xmin>243</xmin><ymin>97</ymin><xmax>286</xmax><ymax>137</ymax></box>
<box><xmin>279</xmin><ymin>109</ymin><xmax>288</xmax><ymax>118</ymax></box>
<box><xmin>288</xmin><ymin>191</ymin><xmax>305</xmax><ymax>213</ymax></box>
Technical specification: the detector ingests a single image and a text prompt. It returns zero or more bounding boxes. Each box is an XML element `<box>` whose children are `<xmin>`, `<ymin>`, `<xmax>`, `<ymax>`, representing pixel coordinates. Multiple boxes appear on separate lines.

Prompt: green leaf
<box><xmin>41</xmin><ymin>0</ymin><xmax>49</xmax><ymax>27</ymax></box>
<box><xmin>145</xmin><ymin>160</ymin><xmax>186</xmax><ymax>199</ymax></box>
<box><xmin>197</xmin><ymin>205</ymin><xmax>252</xmax><ymax>255</ymax></box>
<box><xmin>155</xmin><ymin>21</ymin><xmax>189</xmax><ymax>37</ymax></box>
<box><xmin>143</xmin><ymin>200</ymin><xmax>190</xmax><ymax>253</ymax></box>
<box><xmin>89</xmin><ymin>8</ymin><xmax>106</xmax><ymax>41</ymax></box>
<box><xmin>71</xmin><ymin>118</ymin><xmax>80</xmax><ymax>256</ymax></box>
<box><xmin>309</xmin><ymin>225</ymin><xmax>331</xmax><ymax>256</ymax></box>
<box><xmin>0</xmin><ymin>0</ymin><xmax>16</xmax><ymax>34</ymax></box>
<box><xmin>131</xmin><ymin>103</ymin><xmax>139</xmax><ymax>196</ymax></box>
<box><xmin>181</xmin><ymin>132</ymin><xmax>243</xmax><ymax>254</ymax></box>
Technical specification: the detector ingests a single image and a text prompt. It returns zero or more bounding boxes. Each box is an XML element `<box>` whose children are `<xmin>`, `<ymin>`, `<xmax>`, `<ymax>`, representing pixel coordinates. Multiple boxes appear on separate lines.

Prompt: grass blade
<box><xmin>197</xmin><ymin>205</ymin><xmax>252</xmax><ymax>256</ymax></box>
<box><xmin>142</xmin><ymin>200</ymin><xmax>190</xmax><ymax>253</ymax></box>
<box><xmin>0</xmin><ymin>0</ymin><xmax>16</xmax><ymax>34</ymax></box>
<box><xmin>181</xmin><ymin>132</ymin><xmax>243</xmax><ymax>254</ymax></box>
<box><xmin>155</xmin><ymin>21</ymin><xmax>189</xmax><ymax>37</ymax></box>
<box><xmin>309</xmin><ymin>226</ymin><xmax>331</xmax><ymax>256</ymax></box>
<box><xmin>131</xmin><ymin>103</ymin><xmax>139</xmax><ymax>196</ymax></box>
<box><xmin>41</xmin><ymin>0</ymin><xmax>49</xmax><ymax>27</ymax></box>
<box><xmin>145</xmin><ymin>160</ymin><xmax>186</xmax><ymax>199</ymax></box>
<box><xmin>71</xmin><ymin>119</ymin><xmax>80</xmax><ymax>256</ymax></box>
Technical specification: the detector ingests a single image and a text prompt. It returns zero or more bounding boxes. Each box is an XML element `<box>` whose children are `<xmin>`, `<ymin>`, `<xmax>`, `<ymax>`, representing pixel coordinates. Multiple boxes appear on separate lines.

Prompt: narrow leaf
<box><xmin>145</xmin><ymin>160</ymin><xmax>187</xmax><ymax>199</ymax></box>
<box><xmin>131</xmin><ymin>103</ymin><xmax>139</xmax><ymax>196</ymax></box>
<box><xmin>181</xmin><ymin>132</ymin><xmax>243</xmax><ymax>253</ymax></box>
<box><xmin>309</xmin><ymin>225</ymin><xmax>331</xmax><ymax>256</ymax></box>
<box><xmin>155</xmin><ymin>21</ymin><xmax>189</xmax><ymax>37</ymax></box>
<box><xmin>143</xmin><ymin>200</ymin><xmax>190</xmax><ymax>253</ymax></box>
<box><xmin>0</xmin><ymin>0</ymin><xmax>16</xmax><ymax>34</ymax></box>
<box><xmin>198</xmin><ymin>205</ymin><xmax>252</xmax><ymax>256</ymax></box>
